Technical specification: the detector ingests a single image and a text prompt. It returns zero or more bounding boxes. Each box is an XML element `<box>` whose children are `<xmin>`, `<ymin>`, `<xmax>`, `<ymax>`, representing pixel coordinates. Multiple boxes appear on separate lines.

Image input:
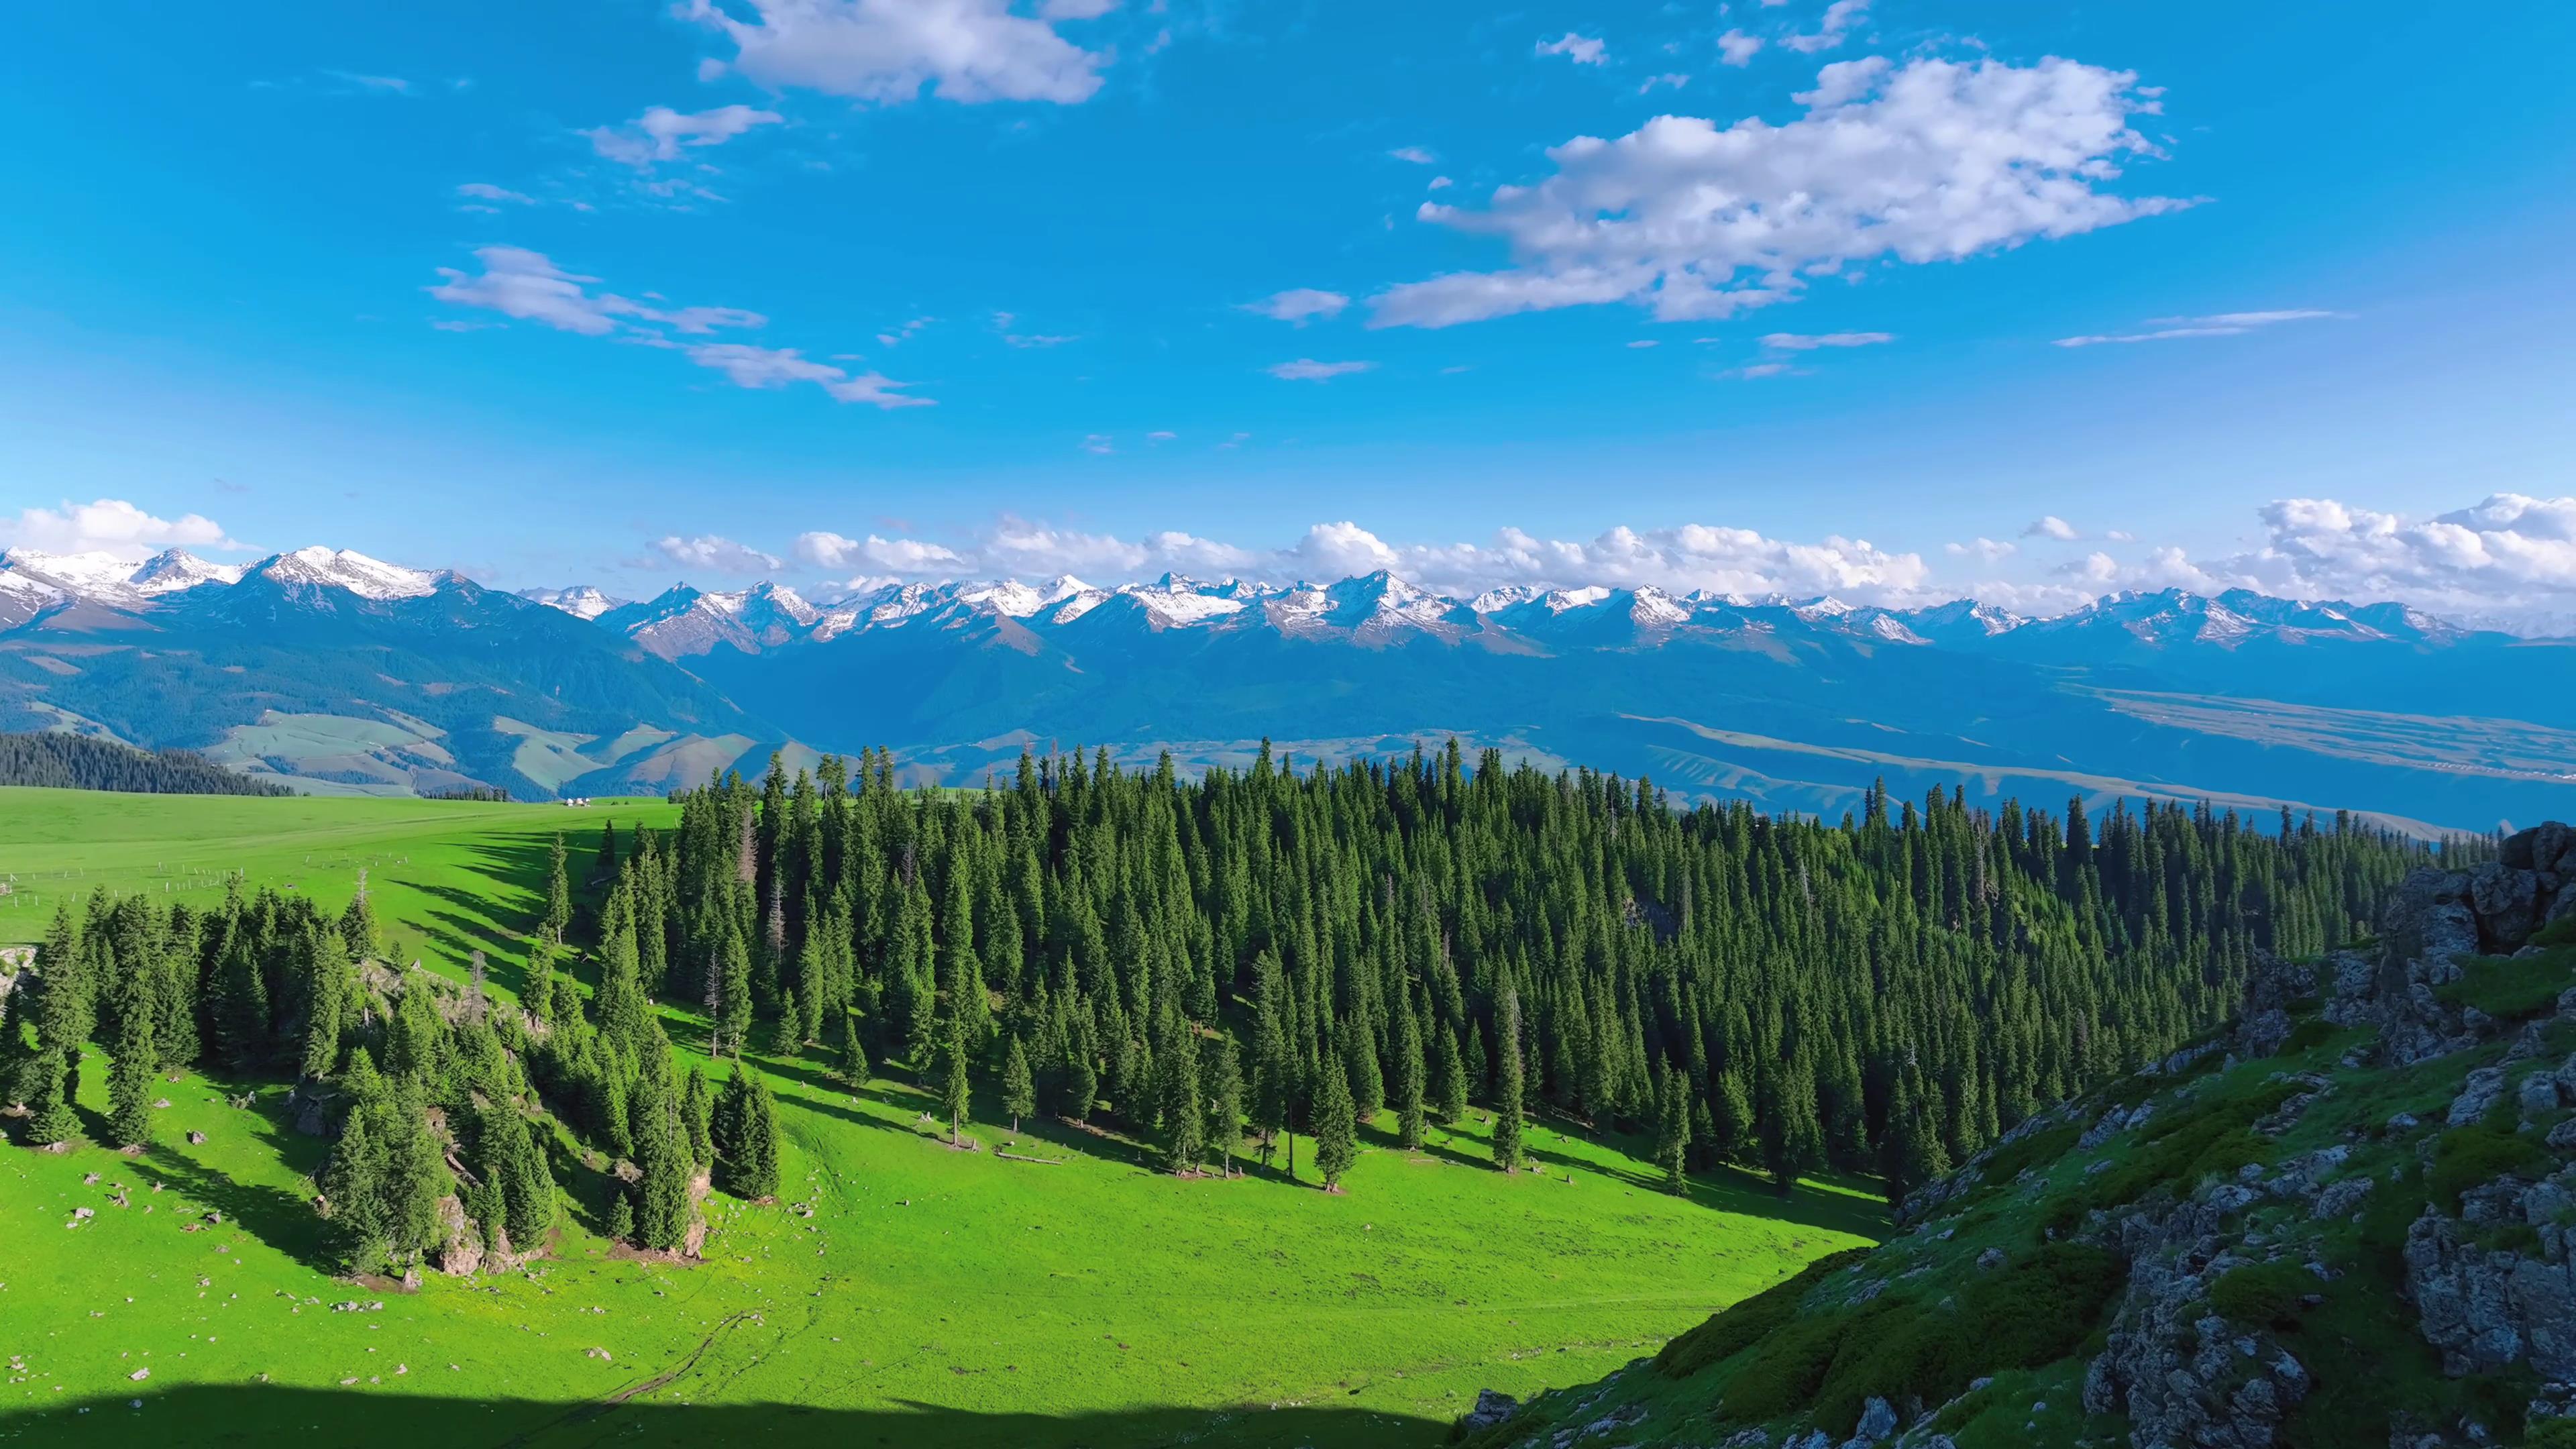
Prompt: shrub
<box><xmin>2209</xmin><ymin>1259</ymin><xmax>2315</xmax><ymax>1331</ymax></box>
<box><xmin>2536</xmin><ymin>916</ymin><xmax>2576</xmax><ymax>950</ymax></box>
<box><xmin>2429</xmin><ymin>1124</ymin><xmax>2551</xmax><ymax>1214</ymax></box>
<box><xmin>2435</xmin><ymin>948</ymin><xmax>2576</xmax><ymax>1022</ymax></box>
<box><xmin>1806</xmin><ymin>1244</ymin><xmax>2125</xmax><ymax>1435</ymax></box>
<box><xmin>1977</xmin><ymin>1124</ymin><xmax>2082</xmax><ymax>1187</ymax></box>
<box><xmin>2276</xmin><ymin>1019</ymin><xmax>2337</xmax><ymax>1057</ymax></box>
<box><xmin>2528</xmin><ymin>1416</ymin><xmax>2576</xmax><ymax>1449</ymax></box>
<box><xmin>1657</xmin><ymin>1248</ymin><xmax>1869</xmax><ymax>1379</ymax></box>
<box><xmin>1719</xmin><ymin>1306</ymin><xmax>1874</xmax><ymax>1424</ymax></box>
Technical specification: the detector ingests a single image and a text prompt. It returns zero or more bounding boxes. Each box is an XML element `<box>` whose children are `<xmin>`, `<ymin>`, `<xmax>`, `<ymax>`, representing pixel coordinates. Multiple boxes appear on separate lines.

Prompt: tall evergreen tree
<box><xmin>838</xmin><ymin>1013</ymin><xmax>871</xmax><ymax>1092</ymax></box>
<box><xmin>107</xmin><ymin>957</ymin><xmax>156</xmax><ymax>1149</ymax></box>
<box><xmin>1204</xmin><ymin>1030</ymin><xmax>1244</xmax><ymax>1178</ymax></box>
<box><xmin>1163</xmin><ymin>1020</ymin><xmax>1204</xmax><ymax>1175</ymax></box>
<box><xmin>1393</xmin><ymin>995</ymin><xmax>1427</xmax><ymax>1150</ymax></box>
<box><xmin>1653</xmin><ymin>1067</ymin><xmax>1689</xmax><ymax>1197</ymax></box>
<box><xmin>1001</xmin><ymin>1034</ymin><xmax>1035</xmax><ymax>1134</ymax></box>
<box><xmin>1493</xmin><ymin>988</ymin><xmax>1527</xmax><ymax>1173</ymax></box>
<box><xmin>1311</xmin><ymin>1038</ymin><xmax>1356</xmax><ymax>1191</ymax></box>
<box><xmin>938</xmin><ymin>1008</ymin><xmax>971</xmax><ymax>1147</ymax></box>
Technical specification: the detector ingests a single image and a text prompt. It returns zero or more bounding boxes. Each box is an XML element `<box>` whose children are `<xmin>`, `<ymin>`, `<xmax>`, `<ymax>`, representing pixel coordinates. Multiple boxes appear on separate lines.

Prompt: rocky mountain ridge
<box><xmin>1461</xmin><ymin>822</ymin><xmax>2576</xmax><ymax>1449</ymax></box>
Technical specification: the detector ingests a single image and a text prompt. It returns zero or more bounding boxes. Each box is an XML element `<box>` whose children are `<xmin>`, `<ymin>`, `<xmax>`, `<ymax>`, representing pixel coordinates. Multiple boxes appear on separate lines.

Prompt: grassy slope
<box><xmin>0</xmin><ymin>788</ymin><xmax>1883</xmax><ymax>1448</ymax></box>
<box><xmin>1464</xmin><ymin>936</ymin><xmax>2576</xmax><ymax>1449</ymax></box>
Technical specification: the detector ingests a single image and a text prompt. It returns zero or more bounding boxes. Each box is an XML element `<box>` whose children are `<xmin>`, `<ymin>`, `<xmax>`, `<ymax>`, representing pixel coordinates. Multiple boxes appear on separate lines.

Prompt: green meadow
<box><xmin>0</xmin><ymin>788</ymin><xmax>1882</xmax><ymax>1448</ymax></box>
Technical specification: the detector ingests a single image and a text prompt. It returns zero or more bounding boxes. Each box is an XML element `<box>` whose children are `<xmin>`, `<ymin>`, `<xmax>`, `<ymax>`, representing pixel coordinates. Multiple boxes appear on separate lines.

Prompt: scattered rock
<box><xmin>1459</xmin><ymin>1388</ymin><xmax>1518</xmax><ymax>1432</ymax></box>
<box><xmin>186</xmin><ymin>1131</ymin><xmax>207</xmax><ymax>1145</ymax></box>
<box><xmin>1975</xmin><ymin>1247</ymin><xmax>2006</xmax><ymax>1271</ymax></box>
<box><xmin>127</xmin><ymin>1369</ymin><xmax>148</xmax><ymax>1382</ymax></box>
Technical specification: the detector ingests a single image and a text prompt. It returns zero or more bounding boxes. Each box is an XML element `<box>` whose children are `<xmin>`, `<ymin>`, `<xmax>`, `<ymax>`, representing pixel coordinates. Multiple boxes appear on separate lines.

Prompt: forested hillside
<box><xmin>1</xmin><ymin>743</ymin><xmax>2464</xmax><ymax>1291</ymax></box>
<box><xmin>0</xmin><ymin>731</ymin><xmax>290</xmax><ymax>796</ymax></box>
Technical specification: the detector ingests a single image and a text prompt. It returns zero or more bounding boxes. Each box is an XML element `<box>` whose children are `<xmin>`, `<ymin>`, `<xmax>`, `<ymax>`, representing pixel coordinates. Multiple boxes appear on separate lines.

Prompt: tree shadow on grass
<box><xmin>15</xmin><ymin>1386</ymin><xmax>1448</xmax><ymax>1449</ymax></box>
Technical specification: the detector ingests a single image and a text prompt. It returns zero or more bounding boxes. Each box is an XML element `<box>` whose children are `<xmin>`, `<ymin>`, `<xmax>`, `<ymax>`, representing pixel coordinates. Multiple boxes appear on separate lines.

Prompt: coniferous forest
<box><xmin>0</xmin><ymin>743</ymin><xmax>2461</xmax><ymax>1277</ymax></box>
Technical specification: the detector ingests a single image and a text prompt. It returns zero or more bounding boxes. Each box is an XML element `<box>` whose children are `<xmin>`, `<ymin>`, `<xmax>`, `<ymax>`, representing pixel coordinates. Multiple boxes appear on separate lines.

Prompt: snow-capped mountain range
<box><xmin>504</xmin><ymin>566</ymin><xmax>2481</xmax><ymax>663</ymax></box>
<box><xmin>2</xmin><ymin>541</ymin><xmax>2568</xmax><ymax>833</ymax></box>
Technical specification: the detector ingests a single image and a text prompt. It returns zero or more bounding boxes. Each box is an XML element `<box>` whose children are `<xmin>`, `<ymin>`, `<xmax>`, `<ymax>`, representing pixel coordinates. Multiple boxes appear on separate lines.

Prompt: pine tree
<box><xmin>714</xmin><ymin>1067</ymin><xmax>781</xmax><ymax>1198</ymax></box>
<box><xmin>26</xmin><ymin>1049</ymin><xmax>80</xmax><ymax>1148</ymax></box>
<box><xmin>1204</xmin><ymin>1030</ymin><xmax>1244</xmax><ymax>1177</ymax></box>
<box><xmin>1654</xmin><ymin>1067</ymin><xmax>1689</xmax><ymax>1196</ymax></box>
<box><xmin>1163</xmin><ymin>1020</ymin><xmax>1203</xmax><ymax>1175</ymax></box>
<box><xmin>1063</xmin><ymin>1037</ymin><xmax>1097</xmax><ymax>1124</ymax></box>
<box><xmin>682</xmin><ymin>1065</ymin><xmax>714</xmax><ymax>1167</ymax></box>
<box><xmin>1493</xmin><ymin>988</ymin><xmax>1527</xmax><ymax>1173</ymax></box>
<box><xmin>838</xmin><ymin>1013</ymin><xmax>870</xmax><ymax>1092</ymax></box>
<box><xmin>321</xmin><ymin>1102</ymin><xmax>388</xmax><ymax>1269</ymax></box>
<box><xmin>299</xmin><ymin>930</ymin><xmax>349</xmax><ymax>1081</ymax></box>
<box><xmin>1001</xmin><ymin>1034</ymin><xmax>1035</xmax><ymax>1134</ymax></box>
<box><xmin>606</xmin><ymin>1189</ymin><xmax>635</xmax><ymax>1244</ymax></box>
<box><xmin>108</xmin><ymin>957</ymin><xmax>156</xmax><ymax>1149</ymax></box>
<box><xmin>1394</xmin><ymin>997</ymin><xmax>1427</xmax><ymax>1150</ymax></box>
<box><xmin>1432</xmin><ymin>1027</ymin><xmax>1467</xmax><ymax>1126</ymax></box>
<box><xmin>772</xmin><ymin>989</ymin><xmax>802</xmax><ymax>1057</ymax></box>
<box><xmin>1311</xmin><ymin>1039</ymin><xmax>1356</xmax><ymax>1191</ymax></box>
<box><xmin>543</xmin><ymin>832</ymin><xmax>572</xmax><ymax>941</ymax></box>
<box><xmin>939</xmin><ymin>1009</ymin><xmax>971</xmax><ymax>1146</ymax></box>
<box><xmin>716</xmin><ymin>927</ymin><xmax>753</xmax><ymax>1059</ymax></box>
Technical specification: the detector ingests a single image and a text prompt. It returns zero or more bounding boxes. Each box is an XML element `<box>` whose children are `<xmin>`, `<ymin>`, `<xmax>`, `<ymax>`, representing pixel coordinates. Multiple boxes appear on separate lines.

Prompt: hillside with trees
<box><xmin>0</xmin><ymin>731</ymin><xmax>290</xmax><ymax>797</ymax></box>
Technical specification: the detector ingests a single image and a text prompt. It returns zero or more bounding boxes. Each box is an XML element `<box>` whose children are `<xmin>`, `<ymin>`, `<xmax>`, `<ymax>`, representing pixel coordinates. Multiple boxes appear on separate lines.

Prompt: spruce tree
<box><xmin>1063</xmin><ymin>1038</ymin><xmax>1097</xmax><ymax>1124</ymax></box>
<box><xmin>1493</xmin><ymin>987</ymin><xmax>1527</xmax><ymax>1173</ymax></box>
<box><xmin>1394</xmin><ymin>998</ymin><xmax>1427</xmax><ymax>1150</ymax></box>
<box><xmin>543</xmin><ymin>832</ymin><xmax>572</xmax><ymax>941</ymax></box>
<box><xmin>939</xmin><ymin>1009</ymin><xmax>971</xmax><ymax>1146</ymax></box>
<box><xmin>838</xmin><ymin>1013</ymin><xmax>870</xmax><ymax>1092</ymax></box>
<box><xmin>716</xmin><ymin>927</ymin><xmax>753</xmax><ymax>1059</ymax></box>
<box><xmin>1432</xmin><ymin>1027</ymin><xmax>1468</xmax><ymax>1126</ymax></box>
<box><xmin>773</xmin><ymin>989</ymin><xmax>802</xmax><ymax>1057</ymax></box>
<box><xmin>606</xmin><ymin>1189</ymin><xmax>635</xmax><ymax>1244</ymax></box>
<box><xmin>299</xmin><ymin>930</ymin><xmax>349</xmax><ymax>1081</ymax></box>
<box><xmin>1204</xmin><ymin>1030</ymin><xmax>1244</xmax><ymax>1177</ymax></box>
<box><xmin>321</xmin><ymin>1104</ymin><xmax>388</xmax><ymax>1270</ymax></box>
<box><xmin>1654</xmin><ymin>1067</ymin><xmax>1688</xmax><ymax>1196</ymax></box>
<box><xmin>108</xmin><ymin>959</ymin><xmax>156</xmax><ymax>1149</ymax></box>
<box><xmin>682</xmin><ymin>1065</ymin><xmax>714</xmax><ymax>1167</ymax></box>
<box><xmin>1001</xmin><ymin>1034</ymin><xmax>1035</xmax><ymax>1133</ymax></box>
<box><xmin>26</xmin><ymin>1050</ymin><xmax>80</xmax><ymax>1148</ymax></box>
<box><xmin>1163</xmin><ymin>1021</ymin><xmax>1203</xmax><ymax>1175</ymax></box>
<box><xmin>1311</xmin><ymin>1040</ymin><xmax>1356</xmax><ymax>1191</ymax></box>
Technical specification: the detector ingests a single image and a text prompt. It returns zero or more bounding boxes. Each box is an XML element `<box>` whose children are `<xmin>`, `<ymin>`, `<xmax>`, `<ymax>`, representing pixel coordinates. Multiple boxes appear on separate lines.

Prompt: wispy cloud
<box><xmin>583</xmin><ymin>104</ymin><xmax>783</xmax><ymax>168</ymax></box>
<box><xmin>1760</xmin><ymin>331</ymin><xmax>1894</xmax><ymax>351</ymax></box>
<box><xmin>1244</xmin><ymin>288</ymin><xmax>1350</xmax><ymax>325</ymax></box>
<box><xmin>1267</xmin><ymin>358</ymin><xmax>1374</xmax><ymax>381</ymax></box>
<box><xmin>2054</xmin><ymin>309</ymin><xmax>2340</xmax><ymax>347</ymax></box>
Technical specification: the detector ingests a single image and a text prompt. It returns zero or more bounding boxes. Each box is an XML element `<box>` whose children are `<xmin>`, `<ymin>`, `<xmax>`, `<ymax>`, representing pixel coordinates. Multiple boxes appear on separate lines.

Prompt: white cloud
<box><xmin>1372</xmin><ymin>55</ymin><xmax>2188</xmax><ymax>329</ymax></box>
<box><xmin>2054</xmin><ymin>309</ymin><xmax>2338</xmax><ymax>347</ymax></box>
<box><xmin>1081</xmin><ymin>433</ymin><xmax>1114</xmax><ymax>454</ymax></box>
<box><xmin>1146</xmin><ymin>430</ymin><xmax>1177</xmax><ymax>443</ymax></box>
<box><xmin>684</xmin><ymin>0</ymin><xmax>1109</xmax><ymax>105</ymax></box>
<box><xmin>1945</xmin><ymin>537</ymin><xmax>2017</xmax><ymax>562</ymax></box>
<box><xmin>1267</xmin><ymin>358</ymin><xmax>1374</xmax><ymax>381</ymax></box>
<box><xmin>2023</xmin><ymin>515</ymin><xmax>2081</xmax><ymax>541</ymax></box>
<box><xmin>1720</xmin><ymin>361</ymin><xmax>1795</xmax><ymax>379</ymax></box>
<box><xmin>1639</xmin><ymin>73</ymin><xmax>1690</xmax><ymax>93</ymax></box>
<box><xmin>1293</xmin><ymin>521</ymin><xmax>1403</xmax><ymax>576</ymax></box>
<box><xmin>1388</xmin><ymin>146</ymin><xmax>1437</xmax><ymax>164</ymax></box>
<box><xmin>1760</xmin><ymin>331</ymin><xmax>1894</xmax><ymax>350</ymax></box>
<box><xmin>1038</xmin><ymin>0</ymin><xmax>1118</xmax><ymax>17</ymax></box>
<box><xmin>584</xmin><ymin>104</ymin><xmax>784</xmax><ymax>168</ymax></box>
<box><xmin>876</xmin><ymin>316</ymin><xmax>932</xmax><ymax>346</ymax></box>
<box><xmin>325</xmin><ymin>70</ymin><xmax>413</xmax><ymax>95</ymax></box>
<box><xmin>2209</xmin><ymin>494</ymin><xmax>2576</xmax><ymax>621</ymax></box>
<box><xmin>863</xmin><ymin>535</ymin><xmax>973</xmax><ymax>572</ymax></box>
<box><xmin>1428</xmin><ymin>175</ymin><xmax>1452</xmax><ymax>191</ymax></box>
<box><xmin>1536</xmin><ymin>33</ymin><xmax>1607</xmax><ymax>65</ymax></box>
<box><xmin>792</xmin><ymin>531</ymin><xmax>866</xmax><ymax>569</ymax></box>
<box><xmin>0</xmin><ymin>498</ymin><xmax>244</xmax><ymax>557</ymax></box>
<box><xmin>1626</xmin><ymin>339</ymin><xmax>1660</xmax><ymax>349</ymax></box>
<box><xmin>456</xmin><ymin>182</ymin><xmax>535</xmax><ymax>205</ymax></box>
<box><xmin>428</xmin><ymin>246</ymin><xmax>927</xmax><ymax>406</ymax></box>
<box><xmin>986</xmin><ymin>517</ymin><xmax>1148</xmax><ymax>574</ymax></box>
<box><xmin>655</xmin><ymin>534</ymin><xmax>783</xmax><ymax>574</ymax></box>
<box><xmin>1145</xmin><ymin>530</ymin><xmax>1257</xmax><ymax>570</ymax></box>
<box><xmin>1717</xmin><ymin>29</ymin><xmax>1763</xmax><ymax>66</ymax></box>
<box><xmin>680</xmin><ymin>342</ymin><xmax>932</xmax><ymax>408</ymax></box>
<box><xmin>1782</xmin><ymin>0</ymin><xmax>1871</xmax><ymax>54</ymax></box>
<box><xmin>1244</xmin><ymin>288</ymin><xmax>1350</xmax><ymax>325</ymax></box>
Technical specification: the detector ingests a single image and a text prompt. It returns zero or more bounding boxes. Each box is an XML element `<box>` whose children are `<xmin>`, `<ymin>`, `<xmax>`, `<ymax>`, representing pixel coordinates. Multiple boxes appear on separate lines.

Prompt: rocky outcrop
<box><xmin>2404</xmin><ymin>1168</ymin><xmax>2576</xmax><ymax>1381</ymax></box>
<box><xmin>2327</xmin><ymin>824</ymin><xmax>2576</xmax><ymax>1068</ymax></box>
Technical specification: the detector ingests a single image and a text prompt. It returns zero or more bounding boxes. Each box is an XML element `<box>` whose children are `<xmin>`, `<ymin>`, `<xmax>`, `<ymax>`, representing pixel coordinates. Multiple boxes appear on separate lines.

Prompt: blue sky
<box><xmin>3</xmin><ymin>0</ymin><xmax>2572</xmax><ymax>624</ymax></box>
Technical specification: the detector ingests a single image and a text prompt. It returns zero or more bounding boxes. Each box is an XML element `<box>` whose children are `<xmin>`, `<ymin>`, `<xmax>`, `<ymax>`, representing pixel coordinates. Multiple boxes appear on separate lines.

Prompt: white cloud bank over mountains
<box><xmin>15</xmin><ymin>492</ymin><xmax>2571</xmax><ymax>637</ymax></box>
<box><xmin>633</xmin><ymin>494</ymin><xmax>2576</xmax><ymax>636</ymax></box>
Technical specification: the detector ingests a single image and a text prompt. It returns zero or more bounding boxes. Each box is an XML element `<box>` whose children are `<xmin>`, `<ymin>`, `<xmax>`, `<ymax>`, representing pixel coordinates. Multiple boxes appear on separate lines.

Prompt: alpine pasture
<box><xmin>0</xmin><ymin>788</ymin><xmax>1881</xmax><ymax>1447</ymax></box>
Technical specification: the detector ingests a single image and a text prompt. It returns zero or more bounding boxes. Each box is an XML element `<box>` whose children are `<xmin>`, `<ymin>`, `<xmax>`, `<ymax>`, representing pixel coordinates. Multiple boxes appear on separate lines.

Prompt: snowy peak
<box><xmin>129</xmin><ymin>549</ymin><xmax>246</xmax><ymax>596</ymax></box>
<box><xmin>520</xmin><ymin>584</ymin><xmax>625</xmax><ymax>621</ymax></box>
<box><xmin>0</xmin><ymin>547</ymin><xmax>247</xmax><ymax>607</ymax></box>
<box><xmin>250</xmin><ymin>546</ymin><xmax>439</xmax><ymax>601</ymax></box>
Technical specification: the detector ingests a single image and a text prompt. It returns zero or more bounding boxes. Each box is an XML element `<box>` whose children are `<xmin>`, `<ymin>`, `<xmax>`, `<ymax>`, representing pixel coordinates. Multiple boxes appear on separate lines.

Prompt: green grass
<box><xmin>0</xmin><ymin>788</ymin><xmax>1884</xmax><ymax>1447</ymax></box>
<box><xmin>2436</xmin><ymin>944</ymin><xmax>2576</xmax><ymax>1022</ymax></box>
